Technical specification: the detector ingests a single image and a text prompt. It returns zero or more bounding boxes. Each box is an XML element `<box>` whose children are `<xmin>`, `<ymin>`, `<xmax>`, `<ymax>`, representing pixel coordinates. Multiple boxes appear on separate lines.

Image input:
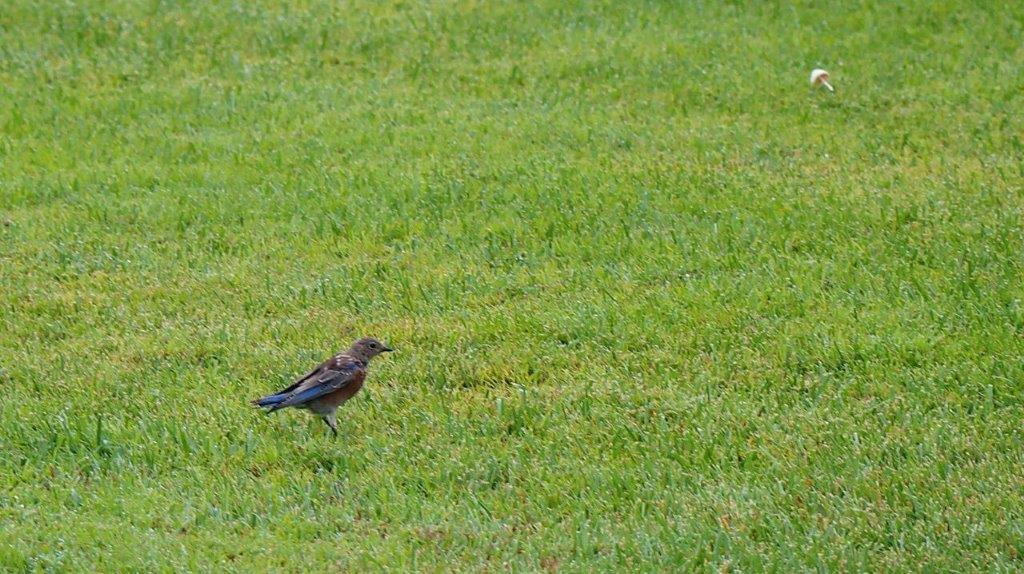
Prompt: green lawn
<box><xmin>2</xmin><ymin>0</ymin><xmax>1023</xmax><ymax>570</ymax></box>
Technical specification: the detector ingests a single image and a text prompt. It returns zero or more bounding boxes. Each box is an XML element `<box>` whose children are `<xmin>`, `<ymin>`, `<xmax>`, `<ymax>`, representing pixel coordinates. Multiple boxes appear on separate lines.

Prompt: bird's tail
<box><xmin>251</xmin><ymin>394</ymin><xmax>287</xmax><ymax>411</ymax></box>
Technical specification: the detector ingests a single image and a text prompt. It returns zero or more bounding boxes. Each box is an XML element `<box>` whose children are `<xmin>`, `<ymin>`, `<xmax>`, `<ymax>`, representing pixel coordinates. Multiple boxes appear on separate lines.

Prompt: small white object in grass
<box><xmin>810</xmin><ymin>68</ymin><xmax>834</xmax><ymax>92</ymax></box>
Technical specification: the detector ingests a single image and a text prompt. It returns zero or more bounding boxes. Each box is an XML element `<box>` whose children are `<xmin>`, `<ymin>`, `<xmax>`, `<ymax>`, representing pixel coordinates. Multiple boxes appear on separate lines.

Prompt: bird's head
<box><xmin>349</xmin><ymin>337</ymin><xmax>394</xmax><ymax>362</ymax></box>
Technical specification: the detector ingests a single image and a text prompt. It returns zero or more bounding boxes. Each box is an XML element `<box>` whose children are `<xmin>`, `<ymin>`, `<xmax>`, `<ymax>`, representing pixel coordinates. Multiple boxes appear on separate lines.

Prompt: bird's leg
<box><xmin>321</xmin><ymin>414</ymin><xmax>338</xmax><ymax>437</ymax></box>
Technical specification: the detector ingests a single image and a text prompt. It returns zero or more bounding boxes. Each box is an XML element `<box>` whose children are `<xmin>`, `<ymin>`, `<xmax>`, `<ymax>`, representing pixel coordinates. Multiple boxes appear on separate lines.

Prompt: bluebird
<box><xmin>252</xmin><ymin>337</ymin><xmax>393</xmax><ymax>436</ymax></box>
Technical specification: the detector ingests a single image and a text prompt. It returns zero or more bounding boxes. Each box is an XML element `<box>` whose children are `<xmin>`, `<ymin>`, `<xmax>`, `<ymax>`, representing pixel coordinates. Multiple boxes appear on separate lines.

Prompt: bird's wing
<box><xmin>268</xmin><ymin>354</ymin><xmax>336</xmax><ymax>396</ymax></box>
<box><xmin>271</xmin><ymin>359</ymin><xmax>363</xmax><ymax>410</ymax></box>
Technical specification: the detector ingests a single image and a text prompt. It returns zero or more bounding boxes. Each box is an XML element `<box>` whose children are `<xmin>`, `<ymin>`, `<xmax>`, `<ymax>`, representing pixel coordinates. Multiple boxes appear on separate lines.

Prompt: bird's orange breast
<box><xmin>317</xmin><ymin>370</ymin><xmax>366</xmax><ymax>408</ymax></box>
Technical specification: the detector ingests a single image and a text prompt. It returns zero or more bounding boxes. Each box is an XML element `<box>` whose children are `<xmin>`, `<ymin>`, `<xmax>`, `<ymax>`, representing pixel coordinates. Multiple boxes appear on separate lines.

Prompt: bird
<box><xmin>251</xmin><ymin>337</ymin><xmax>393</xmax><ymax>436</ymax></box>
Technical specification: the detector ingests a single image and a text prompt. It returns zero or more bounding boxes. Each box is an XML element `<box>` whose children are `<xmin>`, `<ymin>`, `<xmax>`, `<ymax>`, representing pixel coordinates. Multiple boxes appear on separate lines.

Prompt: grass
<box><xmin>1</xmin><ymin>0</ymin><xmax>1023</xmax><ymax>570</ymax></box>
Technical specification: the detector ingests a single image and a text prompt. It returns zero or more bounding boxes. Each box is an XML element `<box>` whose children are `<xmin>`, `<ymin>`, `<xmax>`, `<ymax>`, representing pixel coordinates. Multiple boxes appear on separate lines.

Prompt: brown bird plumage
<box><xmin>251</xmin><ymin>337</ymin><xmax>393</xmax><ymax>436</ymax></box>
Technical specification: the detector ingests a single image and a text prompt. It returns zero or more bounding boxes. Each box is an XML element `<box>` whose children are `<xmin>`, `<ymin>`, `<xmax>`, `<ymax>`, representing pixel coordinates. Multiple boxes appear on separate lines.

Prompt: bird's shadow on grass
<box><xmin>269</xmin><ymin>417</ymin><xmax>366</xmax><ymax>475</ymax></box>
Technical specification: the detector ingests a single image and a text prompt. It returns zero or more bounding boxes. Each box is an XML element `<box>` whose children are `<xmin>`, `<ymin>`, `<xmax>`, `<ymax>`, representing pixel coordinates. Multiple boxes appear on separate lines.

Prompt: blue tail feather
<box><xmin>252</xmin><ymin>393</ymin><xmax>287</xmax><ymax>409</ymax></box>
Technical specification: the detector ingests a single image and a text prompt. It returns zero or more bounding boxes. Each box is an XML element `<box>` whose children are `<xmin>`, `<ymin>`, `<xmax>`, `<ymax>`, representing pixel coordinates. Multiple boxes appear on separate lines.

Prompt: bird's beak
<box><xmin>382</xmin><ymin>346</ymin><xmax>395</xmax><ymax>353</ymax></box>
